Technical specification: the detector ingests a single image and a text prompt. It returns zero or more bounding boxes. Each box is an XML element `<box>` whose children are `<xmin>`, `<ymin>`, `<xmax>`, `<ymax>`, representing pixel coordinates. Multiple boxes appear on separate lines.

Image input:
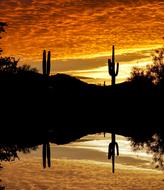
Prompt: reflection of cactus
<box><xmin>42</xmin><ymin>142</ymin><xmax>51</xmax><ymax>168</ymax></box>
<box><xmin>42</xmin><ymin>143</ymin><xmax>47</xmax><ymax>168</ymax></box>
<box><xmin>47</xmin><ymin>142</ymin><xmax>51</xmax><ymax>168</ymax></box>
<box><xmin>108</xmin><ymin>136</ymin><xmax>119</xmax><ymax>173</ymax></box>
<box><xmin>108</xmin><ymin>142</ymin><xmax>119</xmax><ymax>168</ymax></box>
<box><xmin>107</xmin><ymin>45</ymin><xmax>119</xmax><ymax>173</ymax></box>
<box><xmin>42</xmin><ymin>50</ymin><xmax>51</xmax><ymax>168</ymax></box>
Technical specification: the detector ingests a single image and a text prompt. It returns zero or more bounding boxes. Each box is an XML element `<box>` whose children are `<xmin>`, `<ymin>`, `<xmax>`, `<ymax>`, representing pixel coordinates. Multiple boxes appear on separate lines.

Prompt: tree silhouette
<box><xmin>0</xmin><ymin>145</ymin><xmax>37</xmax><ymax>162</ymax></box>
<box><xmin>0</xmin><ymin>23</ymin><xmax>38</xmax><ymax>163</ymax></box>
<box><xmin>0</xmin><ymin>22</ymin><xmax>7</xmax><ymax>54</ymax></box>
<box><xmin>0</xmin><ymin>22</ymin><xmax>37</xmax><ymax>74</ymax></box>
<box><xmin>0</xmin><ymin>57</ymin><xmax>18</xmax><ymax>73</ymax></box>
<box><xmin>129</xmin><ymin>47</ymin><xmax>164</xmax><ymax>89</ymax></box>
<box><xmin>147</xmin><ymin>48</ymin><xmax>164</xmax><ymax>88</ymax></box>
<box><xmin>128</xmin><ymin>47</ymin><xmax>164</xmax><ymax>169</ymax></box>
<box><xmin>17</xmin><ymin>64</ymin><xmax>38</xmax><ymax>73</ymax></box>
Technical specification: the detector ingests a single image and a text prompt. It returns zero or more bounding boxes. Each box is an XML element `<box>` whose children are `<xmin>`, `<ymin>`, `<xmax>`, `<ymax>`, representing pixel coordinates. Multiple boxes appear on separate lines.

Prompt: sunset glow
<box><xmin>1</xmin><ymin>2</ymin><xmax>164</xmax><ymax>189</ymax></box>
<box><xmin>0</xmin><ymin>0</ymin><xmax>164</xmax><ymax>83</ymax></box>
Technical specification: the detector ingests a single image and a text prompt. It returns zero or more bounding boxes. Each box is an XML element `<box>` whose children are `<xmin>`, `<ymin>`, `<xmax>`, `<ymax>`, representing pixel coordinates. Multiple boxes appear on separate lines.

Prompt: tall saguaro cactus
<box><xmin>107</xmin><ymin>45</ymin><xmax>119</xmax><ymax>173</ymax></box>
<box><xmin>42</xmin><ymin>49</ymin><xmax>51</xmax><ymax>168</ymax></box>
<box><xmin>42</xmin><ymin>49</ymin><xmax>51</xmax><ymax>76</ymax></box>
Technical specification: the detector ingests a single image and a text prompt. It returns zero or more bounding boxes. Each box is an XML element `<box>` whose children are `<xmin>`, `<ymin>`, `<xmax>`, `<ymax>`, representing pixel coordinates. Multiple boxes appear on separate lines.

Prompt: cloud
<box><xmin>0</xmin><ymin>0</ymin><xmax>163</xmax><ymax>68</ymax></box>
<box><xmin>21</xmin><ymin>48</ymin><xmax>155</xmax><ymax>75</ymax></box>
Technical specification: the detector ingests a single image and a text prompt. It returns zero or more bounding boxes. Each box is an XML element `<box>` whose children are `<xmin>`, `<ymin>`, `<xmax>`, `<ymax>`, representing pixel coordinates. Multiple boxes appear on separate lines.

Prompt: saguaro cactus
<box><xmin>42</xmin><ymin>49</ymin><xmax>51</xmax><ymax>168</ymax></box>
<box><xmin>107</xmin><ymin>45</ymin><xmax>119</xmax><ymax>173</ymax></box>
<box><xmin>42</xmin><ymin>49</ymin><xmax>51</xmax><ymax>76</ymax></box>
<box><xmin>108</xmin><ymin>45</ymin><xmax>119</xmax><ymax>85</ymax></box>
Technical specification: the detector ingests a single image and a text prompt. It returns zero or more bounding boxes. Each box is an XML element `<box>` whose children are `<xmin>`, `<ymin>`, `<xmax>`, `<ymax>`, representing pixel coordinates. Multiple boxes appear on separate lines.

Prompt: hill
<box><xmin>0</xmin><ymin>72</ymin><xmax>162</xmax><ymax>146</ymax></box>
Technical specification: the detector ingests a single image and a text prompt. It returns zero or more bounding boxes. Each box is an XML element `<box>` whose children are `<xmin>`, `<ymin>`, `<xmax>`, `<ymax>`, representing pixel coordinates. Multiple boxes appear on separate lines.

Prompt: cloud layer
<box><xmin>0</xmin><ymin>0</ymin><xmax>163</xmax><ymax>73</ymax></box>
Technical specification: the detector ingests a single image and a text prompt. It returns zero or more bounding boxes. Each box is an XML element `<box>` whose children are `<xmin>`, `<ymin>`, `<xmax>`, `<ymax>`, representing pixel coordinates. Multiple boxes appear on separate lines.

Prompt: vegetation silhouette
<box><xmin>0</xmin><ymin>22</ymin><xmax>39</xmax><ymax>164</ymax></box>
<box><xmin>128</xmin><ymin>47</ymin><xmax>164</xmax><ymax>169</ymax></box>
<box><xmin>0</xmin><ymin>22</ymin><xmax>163</xmax><ymax>170</ymax></box>
<box><xmin>0</xmin><ymin>22</ymin><xmax>7</xmax><ymax>55</ymax></box>
<box><xmin>0</xmin><ymin>51</ymin><xmax>163</xmax><ymax>168</ymax></box>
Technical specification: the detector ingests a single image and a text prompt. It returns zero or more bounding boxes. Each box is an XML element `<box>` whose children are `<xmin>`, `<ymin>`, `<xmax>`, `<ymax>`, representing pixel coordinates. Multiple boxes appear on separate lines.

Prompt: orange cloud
<box><xmin>0</xmin><ymin>0</ymin><xmax>163</xmax><ymax>72</ymax></box>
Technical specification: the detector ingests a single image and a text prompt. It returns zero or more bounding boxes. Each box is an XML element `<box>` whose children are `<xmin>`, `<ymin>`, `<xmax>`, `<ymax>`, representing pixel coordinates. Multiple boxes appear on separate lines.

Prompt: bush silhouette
<box><xmin>128</xmin><ymin>47</ymin><xmax>164</xmax><ymax>169</ymax></box>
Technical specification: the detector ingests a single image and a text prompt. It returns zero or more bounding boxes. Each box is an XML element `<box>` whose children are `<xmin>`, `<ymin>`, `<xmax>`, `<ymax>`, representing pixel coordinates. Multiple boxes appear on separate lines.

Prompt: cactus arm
<box><xmin>42</xmin><ymin>50</ymin><xmax>46</xmax><ymax>75</ymax></box>
<box><xmin>115</xmin><ymin>62</ymin><xmax>119</xmax><ymax>76</ymax></box>
<box><xmin>42</xmin><ymin>143</ymin><xmax>47</xmax><ymax>168</ymax></box>
<box><xmin>47</xmin><ymin>50</ymin><xmax>51</xmax><ymax>76</ymax></box>
<box><xmin>115</xmin><ymin>142</ymin><xmax>119</xmax><ymax>156</ymax></box>
<box><xmin>47</xmin><ymin>142</ymin><xmax>51</xmax><ymax>167</ymax></box>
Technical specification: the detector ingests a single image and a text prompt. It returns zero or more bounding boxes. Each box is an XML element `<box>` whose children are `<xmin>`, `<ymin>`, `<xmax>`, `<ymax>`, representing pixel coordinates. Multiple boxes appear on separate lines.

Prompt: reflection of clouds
<box><xmin>0</xmin><ymin>0</ymin><xmax>163</xmax><ymax>64</ymax></box>
<box><xmin>2</xmin><ymin>158</ymin><xmax>163</xmax><ymax>190</ymax></box>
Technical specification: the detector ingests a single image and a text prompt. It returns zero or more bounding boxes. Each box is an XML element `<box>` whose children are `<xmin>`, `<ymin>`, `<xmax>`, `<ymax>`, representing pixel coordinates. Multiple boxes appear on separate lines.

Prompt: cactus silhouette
<box><xmin>108</xmin><ymin>45</ymin><xmax>119</xmax><ymax>173</ymax></box>
<box><xmin>42</xmin><ymin>49</ymin><xmax>51</xmax><ymax>168</ymax></box>
<box><xmin>108</xmin><ymin>45</ymin><xmax>119</xmax><ymax>85</ymax></box>
<box><xmin>47</xmin><ymin>142</ymin><xmax>51</xmax><ymax>167</ymax></box>
<box><xmin>103</xmin><ymin>82</ymin><xmax>106</xmax><ymax>137</ymax></box>
<box><xmin>42</xmin><ymin>49</ymin><xmax>51</xmax><ymax>76</ymax></box>
<box><xmin>42</xmin><ymin>143</ymin><xmax>47</xmax><ymax>168</ymax></box>
<box><xmin>42</xmin><ymin>142</ymin><xmax>51</xmax><ymax>168</ymax></box>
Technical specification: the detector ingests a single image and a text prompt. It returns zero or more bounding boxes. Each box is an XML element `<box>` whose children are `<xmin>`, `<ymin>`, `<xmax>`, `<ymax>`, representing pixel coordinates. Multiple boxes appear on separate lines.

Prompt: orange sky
<box><xmin>0</xmin><ymin>0</ymin><xmax>164</xmax><ymax>84</ymax></box>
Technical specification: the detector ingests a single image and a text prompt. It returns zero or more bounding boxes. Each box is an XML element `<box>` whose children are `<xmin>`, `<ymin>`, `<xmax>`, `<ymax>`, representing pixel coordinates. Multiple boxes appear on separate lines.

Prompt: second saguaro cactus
<box><xmin>42</xmin><ymin>49</ymin><xmax>51</xmax><ymax>168</ymax></box>
<box><xmin>107</xmin><ymin>45</ymin><xmax>119</xmax><ymax>173</ymax></box>
<box><xmin>108</xmin><ymin>45</ymin><xmax>119</xmax><ymax>85</ymax></box>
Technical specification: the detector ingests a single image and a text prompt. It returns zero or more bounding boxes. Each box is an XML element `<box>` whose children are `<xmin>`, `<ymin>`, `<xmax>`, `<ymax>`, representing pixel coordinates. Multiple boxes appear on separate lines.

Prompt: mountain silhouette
<box><xmin>0</xmin><ymin>72</ymin><xmax>163</xmax><ymax>147</ymax></box>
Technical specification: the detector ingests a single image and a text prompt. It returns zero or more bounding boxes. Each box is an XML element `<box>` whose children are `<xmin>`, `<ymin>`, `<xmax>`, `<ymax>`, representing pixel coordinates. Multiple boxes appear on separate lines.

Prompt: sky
<box><xmin>0</xmin><ymin>0</ymin><xmax>164</xmax><ymax>84</ymax></box>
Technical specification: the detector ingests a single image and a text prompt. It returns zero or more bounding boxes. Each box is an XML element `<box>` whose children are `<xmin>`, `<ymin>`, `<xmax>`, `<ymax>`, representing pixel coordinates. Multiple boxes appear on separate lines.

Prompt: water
<box><xmin>19</xmin><ymin>133</ymin><xmax>154</xmax><ymax>171</ymax></box>
<box><xmin>1</xmin><ymin>133</ymin><xmax>162</xmax><ymax>190</ymax></box>
<box><xmin>66</xmin><ymin>133</ymin><xmax>152</xmax><ymax>159</ymax></box>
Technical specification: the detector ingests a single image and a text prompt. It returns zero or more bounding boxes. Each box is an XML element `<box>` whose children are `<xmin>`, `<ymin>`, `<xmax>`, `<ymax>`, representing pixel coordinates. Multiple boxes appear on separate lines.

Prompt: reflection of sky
<box><xmin>0</xmin><ymin>0</ymin><xmax>163</xmax><ymax>83</ymax></box>
<box><xmin>65</xmin><ymin>134</ymin><xmax>153</xmax><ymax>160</ymax></box>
